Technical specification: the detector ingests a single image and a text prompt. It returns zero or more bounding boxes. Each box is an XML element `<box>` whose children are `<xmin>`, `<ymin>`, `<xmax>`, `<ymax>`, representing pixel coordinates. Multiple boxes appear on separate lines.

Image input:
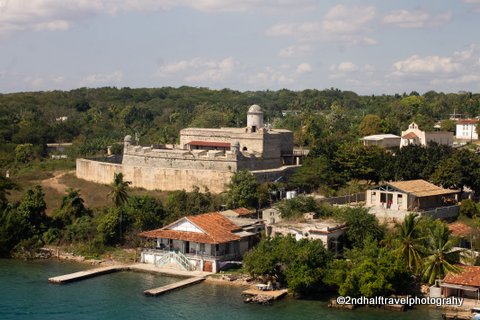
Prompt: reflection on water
<box><xmin>0</xmin><ymin>259</ymin><xmax>444</xmax><ymax>320</ymax></box>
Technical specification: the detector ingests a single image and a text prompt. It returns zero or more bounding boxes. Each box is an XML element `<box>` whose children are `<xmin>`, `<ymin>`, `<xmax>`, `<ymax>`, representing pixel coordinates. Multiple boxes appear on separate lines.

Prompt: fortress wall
<box><xmin>76</xmin><ymin>158</ymin><xmax>233</xmax><ymax>193</ymax></box>
<box><xmin>76</xmin><ymin>158</ymin><xmax>122</xmax><ymax>185</ymax></box>
<box><xmin>122</xmin><ymin>148</ymin><xmax>238</xmax><ymax>172</ymax></box>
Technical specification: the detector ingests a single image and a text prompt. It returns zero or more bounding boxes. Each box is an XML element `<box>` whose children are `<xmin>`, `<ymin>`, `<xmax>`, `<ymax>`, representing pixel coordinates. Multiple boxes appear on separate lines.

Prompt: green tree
<box><xmin>58</xmin><ymin>188</ymin><xmax>88</xmax><ymax>224</ymax></box>
<box><xmin>243</xmin><ymin>235</ymin><xmax>333</xmax><ymax>294</ymax></box>
<box><xmin>393</xmin><ymin>213</ymin><xmax>425</xmax><ymax>274</ymax></box>
<box><xmin>227</xmin><ymin>170</ymin><xmax>259</xmax><ymax>208</ymax></box>
<box><xmin>336</xmin><ymin>207</ymin><xmax>385</xmax><ymax>249</ymax></box>
<box><xmin>0</xmin><ymin>176</ymin><xmax>18</xmax><ymax>208</ymax></box>
<box><xmin>358</xmin><ymin>114</ymin><xmax>382</xmax><ymax>136</ymax></box>
<box><xmin>423</xmin><ymin>223</ymin><xmax>461</xmax><ymax>284</ymax></box>
<box><xmin>459</xmin><ymin>199</ymin><xmax>480</xmax><ymax>218</ymax></box>
<box><xmin>108</xmin><ymin>173</ymin><xmax>131</xmax><ymax>208</ymax></box>
<box><xmin>290</xmin><ymin>156</ymin><xmax>345</xmax><ymax>193</ymax></box>
<box><xmin>324</xmin><ymin>238</ymin><xmax>411</xmax><ymax>297</ymax></box>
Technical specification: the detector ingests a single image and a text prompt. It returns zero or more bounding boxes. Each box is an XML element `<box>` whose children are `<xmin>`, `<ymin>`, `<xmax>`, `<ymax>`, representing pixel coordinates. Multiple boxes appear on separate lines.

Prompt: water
<box><xmin>0</xmin><ymin>259</ymin><xmax>443</xmax><ymax>320</ymax></box>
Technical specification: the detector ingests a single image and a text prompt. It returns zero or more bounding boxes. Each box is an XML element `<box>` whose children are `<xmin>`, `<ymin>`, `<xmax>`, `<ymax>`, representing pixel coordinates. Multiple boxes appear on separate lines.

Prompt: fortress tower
<box><xmin>246</xmin><ymin>104</ymin><xmax>264</xmax><ymax>133</ymax></box>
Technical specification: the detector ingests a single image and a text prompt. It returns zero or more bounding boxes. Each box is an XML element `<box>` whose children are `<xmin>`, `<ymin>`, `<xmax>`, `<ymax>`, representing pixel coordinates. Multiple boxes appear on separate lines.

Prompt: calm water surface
<box><xmin>0</xmin><ymin>259</ymin><xmax>443</xmax><ymax>320</ymax></box>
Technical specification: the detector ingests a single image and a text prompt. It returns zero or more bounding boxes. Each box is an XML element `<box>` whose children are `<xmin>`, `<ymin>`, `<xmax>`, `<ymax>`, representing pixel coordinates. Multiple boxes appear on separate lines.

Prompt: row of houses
<box><xmin>362</xmin><ymin>119</ymin><xmax>480</xmax><ymax>148</ymax></box>
<box><xmin>134</xmin><ymin>177</ymin><xmax>480</xmax><ymax>302</ymax></box>
<box><xmin>137</xmin><ymin>178</ymin><xmax>462</xmax><ymax>273</ymax></box>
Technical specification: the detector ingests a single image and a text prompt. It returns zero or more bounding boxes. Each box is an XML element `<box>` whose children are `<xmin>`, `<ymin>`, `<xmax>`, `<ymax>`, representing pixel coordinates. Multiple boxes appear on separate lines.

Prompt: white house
<box><xmin>269</xmin><ymin>219</ymin><xmax>346</xmax><ymax>257</ymax></box>
<box><xmin>365</xmin><ymin>179</ymin><xmax>459</xmax><ymax>221</ymax></box>
<box><xmin>456</xmin><ymin>119</ymin><xmax>478</xmax><ymax>141</ymax></box>
<box><xmin>400</xmin><ymin>122</ymin><xmax>453</xmax><ymax>148</ymax></box>
<box><xmin>361</xmin><ymin>134</ymin><xmax>401</xmax><ymax>148</ymax></box>
<box><xmin>139</xmin><ymin>212</ymin><xmax>260</xmax><ymax>273</ymax></box>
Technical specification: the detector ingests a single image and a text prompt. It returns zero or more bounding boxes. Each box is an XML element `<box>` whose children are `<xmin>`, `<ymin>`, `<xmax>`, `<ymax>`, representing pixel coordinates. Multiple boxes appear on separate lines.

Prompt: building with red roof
<box><xmin>139</xmin><ymin>211</ymin><xmax>263</xmax><ymax>272</ymax></box>
<box><xmin>441</xmin><ymin>265</ymin><xmax>480</xmax><ymax>300</ymax></box>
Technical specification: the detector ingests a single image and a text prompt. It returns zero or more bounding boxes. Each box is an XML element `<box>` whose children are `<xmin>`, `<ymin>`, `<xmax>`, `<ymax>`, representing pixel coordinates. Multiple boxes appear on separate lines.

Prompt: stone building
<box><xmin>76</xmin><ymin>105</ymin><xmax>300</xmax><ymax>193</ymax></box>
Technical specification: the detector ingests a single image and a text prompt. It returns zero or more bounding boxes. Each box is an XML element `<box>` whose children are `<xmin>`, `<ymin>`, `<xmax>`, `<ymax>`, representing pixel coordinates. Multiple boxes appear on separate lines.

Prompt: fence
<box><xmin>319</xmin><ymin>192</ymin><xmax>365</xmax><ymax>206</ymax></box>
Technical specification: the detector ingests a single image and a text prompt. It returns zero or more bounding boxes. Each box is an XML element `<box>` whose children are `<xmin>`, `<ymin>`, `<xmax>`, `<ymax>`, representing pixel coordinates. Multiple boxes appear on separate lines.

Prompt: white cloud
<box><xmin>389</xmin><ymin>45</ymin><xmax>480</xmax><ymax>92</ymax></box>
<box><xmin>247</xmin><ymin>63</ymin><xmax>314</xmax><ymax>87</ymax></box>
<box><xmin>159</xmin><ymin>57</ymin><xmax>236</xmax><ymax>83</ymax></box>
<box><xmin>266</xmin><ymin>4</ymin><xmax>376</xmax><ymax>46</ymax></box>
<box><xmin>329</xmin><ymin>61</ymin><xmax>368</xmax><ymax>79</ymax></box>
<box><xmin>0</xmin><ymin>0</ymin><xmax>315</xmax><ymax>35</ymax></box>
<box><xmin>383</xmin><ymin>9</ymin><xmax>452</xmax><ymax>29</ymax></box>
<box><xmin>337</xmin><ymin>61</ymin><xmax>359</xmax><ymax>72</ymax></box>
<box><xmin>393</xmin><ymin>55</ymin><xmax>460</xmax><ymax>74</ymax></box>
<box><xmin>322</xmin><ymin>5</ymin><xmax>375</xmax><ymax>34</ymax></box>
<box><xmin>82</xmin><ymin>71</ymin><xmax>123</xmax><ymax>86</ymax></box>
<box><xmin>295</xmin><ymin>63</ymin><xmax>312</xmax><ymax>74</ymax></box>
<box><xmin>278</xmin><ymin>44</ymin><xmax>311</xmax><ymax>58</ymax></box>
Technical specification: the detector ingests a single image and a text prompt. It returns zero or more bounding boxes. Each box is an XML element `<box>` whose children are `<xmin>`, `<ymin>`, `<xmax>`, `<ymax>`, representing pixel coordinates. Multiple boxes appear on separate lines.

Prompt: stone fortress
<box><xmin>76</xmin><ymin>105</ymin><xmax>303</xmax><ymax>193</ymax></box>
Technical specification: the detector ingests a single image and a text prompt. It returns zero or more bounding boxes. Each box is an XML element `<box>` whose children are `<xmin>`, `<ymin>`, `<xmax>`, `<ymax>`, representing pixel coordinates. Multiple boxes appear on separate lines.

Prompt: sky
<box><xmin>1</xmin><ymin>0</ymin><xmax>480</xmax><ymax>95</ymax></box>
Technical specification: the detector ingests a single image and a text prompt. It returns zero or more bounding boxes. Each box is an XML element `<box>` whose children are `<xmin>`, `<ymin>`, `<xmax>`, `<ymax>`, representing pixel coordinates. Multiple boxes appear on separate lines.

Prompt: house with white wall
<box><xmin>268</xmin><ymin>219</ymin><xmax>346</xmax><ymax>257</ymax></box>
<box><xmin>365</xmin><ymin>179</ymin><xmax>459</xmax><ymax>221</ymax></box>
<box><xmin>139</xmin><ymin>212</ymin><xmax>260</xmax><ymax>273</ymax></box>
<box><xmin>361</xmin><ymin>134</ymin><xmax>401</xmax><ymax>148</ymax></box>
<box><xmin>400</xmin><ymin>122</ymin><xmax>453</xmax><ymax>148</ymax></box>
<box><xmin>456</xmin><ymin>119</ymin><xmax>478</xmax><ymax>141</ymax></box>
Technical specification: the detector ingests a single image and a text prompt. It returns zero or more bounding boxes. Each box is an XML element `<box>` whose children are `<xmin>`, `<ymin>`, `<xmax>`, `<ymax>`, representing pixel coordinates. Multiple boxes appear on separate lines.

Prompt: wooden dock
<box><xmin>442</xmin><ymin>311</ymin><xmax>472</xmax><ymax>320</ymax></box>
<box><xmin>48</xmin><ymin>265</ymin><xmax>126</xmax><ymax>284</ymax></box>
<box><xmin>144</xmin><ymin>276</ymin><xmax>206</xmax><ymax>296</ymax></box>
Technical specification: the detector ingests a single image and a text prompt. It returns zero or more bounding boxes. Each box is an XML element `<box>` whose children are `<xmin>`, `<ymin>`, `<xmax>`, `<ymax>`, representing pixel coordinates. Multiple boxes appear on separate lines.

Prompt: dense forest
<box><xmin>1</xmin><ymin>86</ymin><xmax>480</xmax><ymax>172</ymax></box>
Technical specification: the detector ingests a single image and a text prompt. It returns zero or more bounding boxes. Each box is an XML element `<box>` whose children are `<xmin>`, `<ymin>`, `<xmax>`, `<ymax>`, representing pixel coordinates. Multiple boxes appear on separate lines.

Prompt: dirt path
<box><xmin>40</xmin><ymin>170</ymin><xmax>75</xmax><ymax>193</ymax></box>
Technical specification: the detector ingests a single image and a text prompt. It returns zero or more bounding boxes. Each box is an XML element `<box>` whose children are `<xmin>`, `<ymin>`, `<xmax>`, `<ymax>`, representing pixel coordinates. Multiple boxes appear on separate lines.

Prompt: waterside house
<box><xmin>365</xmin><ymin>179</ymin><xmax>460</xmax><ymax>221</ymax></box>
<box><xmin>440</xmin><ymin>266</ymin><xmax>480</xmax><ymax>300</ymax></box>
<box><xmin>139</xmin><ymin>211</ymin><xmax>262</xmax><ymax>273</ymax></box>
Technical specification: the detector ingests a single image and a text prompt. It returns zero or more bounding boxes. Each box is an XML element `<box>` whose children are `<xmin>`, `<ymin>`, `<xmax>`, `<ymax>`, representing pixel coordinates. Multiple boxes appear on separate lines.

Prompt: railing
<box><xmin>143</xmin><ymin>248</ymin><xmax>240</xmax><ymax>261</ymax></box>
<box><xmin>155</xmin><ymin>251</ymin><xmax>195</xmax><ymax>271</ymax></box>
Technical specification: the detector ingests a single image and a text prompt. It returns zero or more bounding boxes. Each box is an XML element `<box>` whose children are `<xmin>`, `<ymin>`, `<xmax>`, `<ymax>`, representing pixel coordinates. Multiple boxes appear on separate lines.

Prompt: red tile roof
<box><xmin>187</xmin><ymin>141</ymin><xmax>231</xmax><ymax>148</ymax></box>
<box><xmin>448</xmin><ymin>222</ymin><xmax>474</xmax><ymax>237</ymax></box>
<box><xmin>139</xmin><ymin>213</ymin><xmax>241</xmax><ymax>244</ymax></box>
<box><xmin>402</xmin><ymin>132</ymin><xmax>419</xmax><ymax>139</ymax></box>
<box><xmin>444</xmin><ymin>266</ymin><xmax>480</xmax><ymax>287</ymax></box>
<box><xmin>232</xmin><ymin>207</ymin><xmax>255</xmax><ymax>216</ymax></box>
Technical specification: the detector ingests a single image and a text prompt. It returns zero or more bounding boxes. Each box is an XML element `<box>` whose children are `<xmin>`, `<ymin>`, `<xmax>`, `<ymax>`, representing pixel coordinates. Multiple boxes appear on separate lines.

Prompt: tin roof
<box><xmin>387</xmin><ymin>179</ymin><xmax>459</xmax><ymax>197</ymax></box>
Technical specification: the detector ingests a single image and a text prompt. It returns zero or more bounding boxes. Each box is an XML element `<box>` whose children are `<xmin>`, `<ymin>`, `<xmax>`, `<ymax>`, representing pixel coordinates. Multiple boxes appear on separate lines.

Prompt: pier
<box><xmin>48</xmin><ymin>263</ymin><xmax>211</xmax><ymax>296</ymax></box>
<box><xmin>48</xmin><ymin>265</ymin><xmax>127</xmax><ymax>284</ymax></box>
<box><xmin>144</xmin><ymin>276</ymin><xmax>206</xmax><ymax>296</ymax></box>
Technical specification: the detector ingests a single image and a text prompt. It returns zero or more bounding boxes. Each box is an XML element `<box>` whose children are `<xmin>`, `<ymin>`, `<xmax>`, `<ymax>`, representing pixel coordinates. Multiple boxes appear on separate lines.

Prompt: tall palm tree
<box><xmin>423</xmin><ymin>223</ymin><xmax>462</xmax><ymax>285</ymax></box>
<box><xmin>0</xmin><ymin>176</ymin><xmax>18</xmax><ymax>208</ymax></box>
<box><xmin>60</xmin><ymin>188</ymin><xmax>86</xmax><ymax>219</ymax></box>
<box><xmin>108</xmin><ymin>173</ymin><xmax>131</xmax><ymax>208</ymax></box>
<box><xmin>394</xmin><ymin>213</ymin><xmax>425</xmax><ymax>274</ymax></box>
<box><xmin>108</xmin><ymin>173</ymin><xmax>131</xmax><ymax>241</ymax></box>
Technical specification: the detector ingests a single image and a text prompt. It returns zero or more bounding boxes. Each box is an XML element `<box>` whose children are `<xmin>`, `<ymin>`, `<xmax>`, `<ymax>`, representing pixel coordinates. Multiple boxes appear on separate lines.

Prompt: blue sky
<box><xmin>1</xmin><ymin>0</ymin><xmax>480</xmax><ymax>95</ymax></box>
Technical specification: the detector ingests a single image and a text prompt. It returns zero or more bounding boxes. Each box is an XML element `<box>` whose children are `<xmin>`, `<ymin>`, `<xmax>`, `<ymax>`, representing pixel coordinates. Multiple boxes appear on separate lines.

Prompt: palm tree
<box><xmin>394</xmin><ymin>213</ymin><xmax>425</xmax><ymax>274</ymax></box>
<box><xmin>108</xmin><ymin>173</ymin><xmax>131</xmax><ymax>208</ymax></box>
<box><xmin>423</xmin><ymin>223</ymin><xmax>462</xmax><ymax>285</ymax></box>
<box><xmin>0</xmin><ymin>176</ymin><xmax>19</xmax><ymax>208</ymax></box>
<box><xmin>60</xmin><ymin>188</ymin><xmax>86</xmax><ymax>219</ymax></box>
<box><xmin>108</xmin><ymin>173</ymin><xmax>131</xmax><ymax>241</ymax></box>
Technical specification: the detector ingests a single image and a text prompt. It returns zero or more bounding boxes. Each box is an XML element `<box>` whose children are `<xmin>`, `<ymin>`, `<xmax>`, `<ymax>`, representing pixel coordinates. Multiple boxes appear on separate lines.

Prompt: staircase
<box><xmin>155</xmin><ymin>251</ymin><xmax>195</xmax><ymax>271</ymax></box>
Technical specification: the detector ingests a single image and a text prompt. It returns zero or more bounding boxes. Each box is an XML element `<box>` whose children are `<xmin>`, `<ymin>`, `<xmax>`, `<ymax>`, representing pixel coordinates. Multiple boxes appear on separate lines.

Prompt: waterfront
<box><xmin>0</xmin><ymin>259</ymin><xmax>443</xmax><ymax>320</ymax></box>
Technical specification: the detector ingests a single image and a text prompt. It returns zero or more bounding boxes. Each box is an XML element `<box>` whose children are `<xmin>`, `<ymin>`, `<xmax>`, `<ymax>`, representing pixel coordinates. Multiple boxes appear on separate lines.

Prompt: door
<box><xmin>185</xmin><ymin>241</ymin><xmax>190</xmax><ymax>254</ymax></box>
